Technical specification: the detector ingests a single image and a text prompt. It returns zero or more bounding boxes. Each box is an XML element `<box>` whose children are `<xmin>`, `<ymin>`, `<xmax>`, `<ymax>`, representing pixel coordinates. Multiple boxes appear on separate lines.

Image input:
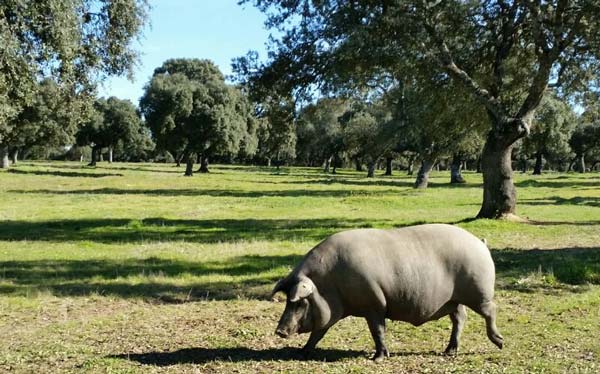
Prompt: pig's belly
<box><xmin>384</xmin><ymin>294</ymin><xmax>456</xmax><ymax>326</ymax></box>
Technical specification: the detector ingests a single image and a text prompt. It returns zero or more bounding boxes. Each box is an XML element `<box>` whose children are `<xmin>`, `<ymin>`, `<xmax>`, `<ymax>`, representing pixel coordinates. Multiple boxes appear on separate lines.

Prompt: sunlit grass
<box><xmin>0</xmin><ymin>161</ymin><xmax>599</xmax><ymax>372</ymax></box>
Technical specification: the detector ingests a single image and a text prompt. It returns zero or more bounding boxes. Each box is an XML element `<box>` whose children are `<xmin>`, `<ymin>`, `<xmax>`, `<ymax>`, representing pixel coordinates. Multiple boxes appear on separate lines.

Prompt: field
<box><xmin>0</xmin><ymin>161</ymin><xmax>599</xmax><ymax>373</ymax></box>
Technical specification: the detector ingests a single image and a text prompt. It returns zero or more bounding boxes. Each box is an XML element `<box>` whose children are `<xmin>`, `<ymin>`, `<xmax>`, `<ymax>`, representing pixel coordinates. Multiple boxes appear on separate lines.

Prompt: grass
<box><xmin>0</xmin><ymin>161</ymin><xmax>599</xmax><ymax>373</ymax></box>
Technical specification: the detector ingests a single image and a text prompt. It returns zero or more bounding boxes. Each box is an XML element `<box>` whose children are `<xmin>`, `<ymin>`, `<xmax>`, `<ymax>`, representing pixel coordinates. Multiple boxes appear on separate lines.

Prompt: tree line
<box><xmin>2</xmin><ymin>1</ymin><xmax>600</xmax><ymax>220</ymax></box>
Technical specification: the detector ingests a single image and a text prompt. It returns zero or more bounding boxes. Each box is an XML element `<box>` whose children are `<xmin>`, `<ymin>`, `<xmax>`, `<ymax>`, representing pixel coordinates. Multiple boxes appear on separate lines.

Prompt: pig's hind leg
<box><xmin>468</xmin><ymin>300</ymin><xmax>504</xmax><ymax>349</ymax></box>
<box><xmin>444</xmin><ymin>304</ymin><xmax>467</xmax><ymax>355</ymax></box>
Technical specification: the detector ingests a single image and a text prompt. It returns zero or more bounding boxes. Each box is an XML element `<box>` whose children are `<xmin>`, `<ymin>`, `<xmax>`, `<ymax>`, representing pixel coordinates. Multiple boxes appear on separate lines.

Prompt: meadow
<box><xmin>0</xmin><ymin>161</ymin><xmax>599</xmax><ymax>373</ymax></box>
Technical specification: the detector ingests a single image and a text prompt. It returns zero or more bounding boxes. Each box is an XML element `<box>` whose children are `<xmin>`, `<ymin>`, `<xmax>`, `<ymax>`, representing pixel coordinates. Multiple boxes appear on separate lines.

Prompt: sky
<box><xmin>98</xmin><ymin>0</ymin><xmax>272</xmax><ymax>104</ymax></box>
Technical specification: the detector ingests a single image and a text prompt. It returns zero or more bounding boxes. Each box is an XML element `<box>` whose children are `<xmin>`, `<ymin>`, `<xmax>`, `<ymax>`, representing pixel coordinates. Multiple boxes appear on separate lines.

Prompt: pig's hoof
<box><xmin>443</xmin><ymin>346</ymin><xmax>458</xmax><ymax>356</ymax></box>
<box><xmin>371</xmin><ymin>348</ymin><xmax>389</xmax><ymax>362</ymax></box>
<box><xmin>492</xmin><ymin>334</ymin><xmax>503</xmax><ymax>349</ymax></box>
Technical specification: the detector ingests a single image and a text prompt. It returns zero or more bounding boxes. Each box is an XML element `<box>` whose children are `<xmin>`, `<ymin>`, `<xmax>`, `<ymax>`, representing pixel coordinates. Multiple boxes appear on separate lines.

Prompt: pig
<box><xmin>271</xmin><ymin>223</ymin><xmax>503</xmax><ymax>361</ymax></box>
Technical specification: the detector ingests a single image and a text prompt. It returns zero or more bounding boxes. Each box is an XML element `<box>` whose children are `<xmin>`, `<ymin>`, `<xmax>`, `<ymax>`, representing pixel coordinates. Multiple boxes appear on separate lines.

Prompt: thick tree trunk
<box><xmin>108</xmin><ymin>146</ymin><xmax>113</xmax><ymax>163</ymax></box>
<box><xmin>450</xmin><ymin>154</ymin><xmax>466</xmax><ymax>184</ymax></box>
<box><xmin>88</xmin><ymin>147</ymin><xmax>100</xmax><ymax>166</ymax></box>
<box><xmin>533</xmin><ymin>152</ymin><xmax>543</xmax><ymax>175</ymax></box>
<box><xmin>414</xmin><ymin>157</ymin><xmax>436</xmax><ymax>189</ymax></box>
<box><xmin>384</xmin><ymin>157</ymin><xmax>393</xmax><ymax>176</ymax></box>
<box><xmin>199</xmin><ymin>156</ymin><xmax>209</xmax><ymax>173</ymax></box>
<box><xmin>184</xmin><ymin>153</ymin><xmax>194</xmax><ymax>176</ymax></box>
<box><xmin>266</xmin><ymin>158</ymin><xmax>272</xmax><ymax>167</ymax></box>
<box><xmin>367</xmin><ymin>160</ymin><xmax>376</xmax><ymax>178</ymax></box>
<box><xmin>11</xmin><ymin>149</ymin><xmax>18</xmax><ymax>165</ymax></box>
<box><xmin>0</xmin><ymin>145</ymin><xmax>9</xmax><ymax>168</ymax></box>
<box><xmin>578</xmin><ymin>154</ymin><xmax>586</xmax><ymax>173</ymax></box>
<box><xmin>323</xmin><ymin>156</ymin><xmax>332</xmax><ymax>173</ymax></box>
<box><xmin>354</xmin><ymin>158</ymin><xmax>363</xmax><ymax>172</ymax></box>
<box><xmin>477</xmin><ymin>121</ymin><xmax>528</xmax><ymax>219</ymax></box>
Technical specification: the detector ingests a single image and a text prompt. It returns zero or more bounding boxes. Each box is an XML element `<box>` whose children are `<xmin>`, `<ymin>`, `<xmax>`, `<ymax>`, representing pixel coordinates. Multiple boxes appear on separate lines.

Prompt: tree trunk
<box><xmin>578</xmin><ymin>154</ymin><xmax>586</xmax><ymax>173</ymax></box>
<box><xmin>0</xmin><ymin>145</ymin><xmax>9</xmax><ymax>168</ymax></box>
<box><xmin>266</xmin><ymin>157</ymin><xmax>271</xmax><ymax>167</ymax></box>
<box><xmin>476</xmin><ymin>156</ymin><xmax>482</xmax><ymax>173</ymax></box>
<box><xmin>88</xmin><ymin>147</ymin><xmax>99</xmax><ymax>166</ymax></box>
<box><xmin>11</xmin><ymin>149</ymin><xmax>18</xmax><ymax>165</ymax></box>
<box><xmin>107</xmin><ymin>146</ymin><xmax>113</xmax><ymax>163</ymax></box>
<box><xmin>184</xmin><ymin>153</ymin><xmax>194</xmax><ymax>176</ymax></box>
<box><xmin>477</xmin><ymin>138</ymin><xmax>518</xmax><ymax>218</ymax></box>
<box><xmin>414</xmin><ymin>157</ymin><xmax>436</xmax><ymax>189</ymax></box>
<box><xmin>332</xmin><ymin>154</ymin><xmax>338</xmax><ymax>174</ymax></box>
<box><xmin>199</xmin><ymin>156</ymin><xmax>209</xmax><ymax>173</ymax></box>
<box><xmin>532</xmin><ymin>152</ymin><xmax>543</xmax><ymax>175</ymax></box>
<box><xmin>384</xmin><ymin>157</ymin><xmax>393</xmax><ymax>176</ymax></box>
<box><xmin>367</xmin><ymin>160</ymin><xmax>376</xmax><ymax>178</ymax></box>
<box><xmin>175</xmin><ymin>152</ymin><xmax>183</xmax><ymax>167</ymax></box>
<box><xmin>323</xmin><ymin>156</ymin><xmax>332</xmax><ymax>173</ymax></box>
<box><xmin>407</xmin><ymin>157</ymin><xmax>414</xmax><ymax>175</ymax></box>
<box><xmin>354</xmin><ymin>158</ymin><xmax>363</xmax><ymax>172</ymax></box>
<box><xmin>450</xmin><ymin>154</ymin><xmax>466</xmax><ymax>184</ymax></box>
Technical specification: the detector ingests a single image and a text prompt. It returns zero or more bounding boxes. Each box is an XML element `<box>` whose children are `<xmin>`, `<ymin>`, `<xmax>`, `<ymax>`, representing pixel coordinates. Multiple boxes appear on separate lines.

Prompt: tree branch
<box><xmin>420</xmin><ymin>17</ymin><xmax>507</xmax><ymax>123</ymax></box>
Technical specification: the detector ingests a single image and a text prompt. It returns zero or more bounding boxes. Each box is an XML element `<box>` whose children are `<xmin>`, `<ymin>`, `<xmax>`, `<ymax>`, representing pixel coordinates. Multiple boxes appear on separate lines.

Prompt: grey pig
<box><xmin>271</xmin><ymin>224</ymin><xmax>503</xmax><ymax>361</ymax></box>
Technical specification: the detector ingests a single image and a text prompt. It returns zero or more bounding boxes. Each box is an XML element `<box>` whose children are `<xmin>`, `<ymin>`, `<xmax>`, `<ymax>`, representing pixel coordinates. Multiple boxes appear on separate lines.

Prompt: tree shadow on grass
<box><xmin>0</xmin><ymin>217</ymin><xmax>395</xmax><ymax>243</ymax></box>
<box><xmin>520</xmin><ymin>196</ymin><xmax>600</xmax><ymax>208</ymax></box>
<box><xmin>110</xmin><ymin>347</ymin><xmax>366</xmax><ymax>365</ymax></box>
<box><xmin>7</xmin><ymin>168</ymin><xmax>123</xmax><ymax>178</ymax></box>
<box><xmin>282</xmin><ymin>177</ymin><xmax>483</xmax><ymax>189</ymax></box>
<box><xmin>492</xmin><ymin>246</ymin><xmax>600</xmax><ymax>291</ymax></box>
<box><xmin>515</xmin><ymin>179</ymin><xmax>600</xmax><ymax>188</ymax></box>
<box><xmin>0</xmin><ymin>254</ymin><xmax>303</xmax><ymax>301</ymax></box>
<box><xmin>8</xmin><ymin>187</ymin><xmax>398</xmax><ymax>198</ymax></box>
<box><xmin>2</xmin><ymin>246</ymin><xmax>598</xmax><ymax>301</ymax></box>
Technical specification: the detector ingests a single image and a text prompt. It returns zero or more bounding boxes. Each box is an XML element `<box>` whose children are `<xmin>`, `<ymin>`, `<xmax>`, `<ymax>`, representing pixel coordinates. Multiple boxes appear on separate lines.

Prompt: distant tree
<box><xmin>1</xmin><ymin>79</ymin><xmax>86</xmax><ymax>165</ymax></box>
<box><xmin>341</xmin><ymin>99</ymin><xmax>400</xmax><ymax>178</ymax></box>
<box><xmin>77</xmin><ymin>97</ymin><xmax>143</xmax><ymax>166</ymax></box>
<box><xmin>297</xmin><ymin>98</ymin><xmax>348</xmax><ymax>173</ymax></box>
<box><xmin>140</xmin><ymin>59</ymin><xmax>255</xmax><ymax>175</ymax></box>
<box><xmin>254</xmin><ymin>95</ymin><xmax>297</xmax><ymax>168</ymax></box>
<box><xmin>569</xmin><ymin>123</ymin><xmax>600</xmax><ymax>173</ymax></box>
<box><xmin>113</xmin><ymin>125</ymin><xmax>155</xmax><ymax>162</ymax></box>
<box><xmin>522</xmin><ymin>94</ymin><xmax>577</xmax><ymax>174</ymax></box>
<box><xmin>396</xmin><ymin>79</ymin><xmax>486</xmax><ymax>188</ymax></box>
<box><xmin>0</xmin><ymin>0</ymin><xmax>149</xmax><ymax>168</ymax></box>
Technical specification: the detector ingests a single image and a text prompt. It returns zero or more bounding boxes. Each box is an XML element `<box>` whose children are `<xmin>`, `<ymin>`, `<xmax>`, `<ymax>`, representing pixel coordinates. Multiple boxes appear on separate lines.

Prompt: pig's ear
<box><xmin>270</xmin><ymin>277</ymin><xmax>289</xmax><ymax>300</ymax></box>
<box><xmin>288</xmin><ymin>278</ymin><xmax>314</xmax><ymax>302</ymax></box>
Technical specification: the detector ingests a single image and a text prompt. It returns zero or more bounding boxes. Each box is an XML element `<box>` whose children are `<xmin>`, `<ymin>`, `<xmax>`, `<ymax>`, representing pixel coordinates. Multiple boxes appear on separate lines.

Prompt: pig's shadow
<box><xmin>110</xmin><ymin>347</ymin><xmax>366</xmax><ymax>366</ymax></box>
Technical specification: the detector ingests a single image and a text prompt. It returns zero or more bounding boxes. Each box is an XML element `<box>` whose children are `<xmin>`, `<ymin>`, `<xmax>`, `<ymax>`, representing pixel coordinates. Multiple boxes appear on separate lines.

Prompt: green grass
<box><xmin>0</xmin><ymin>161</ymin><xmax>599</xmax><ymax>373</ymax></box>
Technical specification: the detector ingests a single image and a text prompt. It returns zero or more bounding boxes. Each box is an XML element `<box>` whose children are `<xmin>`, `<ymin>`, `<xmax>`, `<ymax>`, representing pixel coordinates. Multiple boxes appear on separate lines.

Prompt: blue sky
<box><xmin>98</xmin><ymin>0</ymin><xmax>271</xmax><ymax>104</ymax></box>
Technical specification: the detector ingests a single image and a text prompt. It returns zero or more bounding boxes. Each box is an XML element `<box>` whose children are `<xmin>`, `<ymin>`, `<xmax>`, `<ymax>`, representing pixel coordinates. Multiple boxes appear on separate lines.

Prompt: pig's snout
<box><xmin>275</xmin><ymin>328</ymin><xmax>290</xmax><ymax>338</ymax></box>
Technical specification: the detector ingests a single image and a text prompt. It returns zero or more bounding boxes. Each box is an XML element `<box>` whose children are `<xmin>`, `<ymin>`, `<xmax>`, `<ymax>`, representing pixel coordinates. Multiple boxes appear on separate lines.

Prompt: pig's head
<box><xmin>271</xmin><ymin>276</ymin><xmax>320</xmax><ymax>338</ymax></box>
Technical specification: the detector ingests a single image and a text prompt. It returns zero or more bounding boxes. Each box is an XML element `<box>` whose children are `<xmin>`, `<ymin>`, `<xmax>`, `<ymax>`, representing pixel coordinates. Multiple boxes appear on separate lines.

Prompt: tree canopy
<box><xmin>140</xmin><ymin>58</ymin><xmax>257</xmax><ymax>175</ymax></box>
<box><xmin>77</xmin><ymin>96</ymin><xmax>143</xmax><ymax>166</ymax></box>
<box><xmin>241</xmin><ymin>0</ymin><xmax>600</xmax><ymax>218</ymax></box>
<box><xmin>0</xmin><ymin>0</ymin><xmax>149</xmax><ymax>167</ymax></box>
